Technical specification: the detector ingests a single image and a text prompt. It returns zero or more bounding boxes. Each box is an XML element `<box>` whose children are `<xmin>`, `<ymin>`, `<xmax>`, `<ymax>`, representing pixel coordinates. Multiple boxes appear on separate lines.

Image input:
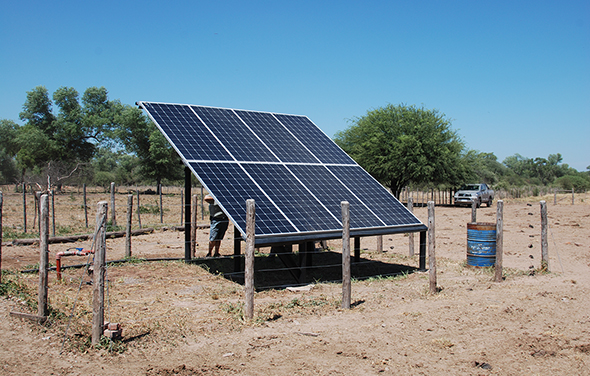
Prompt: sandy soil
<box><xmin>1</xmin><ymin>190</ymin><xmax>589</xmax><ymax>375</ymax></box>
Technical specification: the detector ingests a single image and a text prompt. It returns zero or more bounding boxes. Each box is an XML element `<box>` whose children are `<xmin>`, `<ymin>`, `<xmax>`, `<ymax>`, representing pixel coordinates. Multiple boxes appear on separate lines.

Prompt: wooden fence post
<box><xmin>110</xmin><ymin>182</ymin><xmax>116</xmax><ymax>226</ymax></box>
<box><xmin>125</xmin><ymin>194</ymin><xmax>133</xmax><ymax>258</ymax></box>
<box><xmin>376</xmin><ymin>235</ymin><xmax>383</xmax><ymax>253</ymax></box>
<box><xmin>341</xmin><ymin>201</ymin><xmax>351</xmax><ymax>309</ymax></box>
<box><xmin>554</xmin><ymin>189</ymin><xmax>557</xmax><ymax>205</ymax></box>
<box><xmin>38</xmin><ymin>194</ymin><xmax>49</xmax><ymax>318</ymax></box>
<box><xmin>572</xmin><ymin>188</ymin><xmax>575</xmax><ymax>205</ymax></box>
<box><xmin>0</xmin><ymin>191</ymin><xmax>3</xmax><ymax>283</ymax></box>
<box><xmin>191</xmin><ymin>194</ymin><xmax>198</xmax><ymax>257</ymax></box>
<box><xmin>83</xmin><ymin>184</ymin><xmax>88</xmax><ymax>228</ymax></box>
<box><xmin>244</xmin><ymin>199</ymin><xmax>256</xmax><ymax>320</ymax></box>
<box><xmin>407</xmin><ymin>197</ymin><xmax>414</xmax><ymax>257</ymax></box>
<box><xmin>428</xmin><ymin>201</ymin><xmax>437</xmax><ymax>294</ymax></box>
<box><xmin>494</xmin><ymin>200</ymin><xmax>504</xmax><ymax>282</ymax></box>
<box><xmin>92</xmin><ymin>201</ymin><xmax>108</xmax><ymax>345</ymax></box>
<box><xmin>540</xmin><ymin>200</ymin><xmax>549</xmax><ymax>271</ymax></box>
<box><xmin>471</xmin><ymin>200</ymin><xmax>477</xmax><ymax>223</ymax></box>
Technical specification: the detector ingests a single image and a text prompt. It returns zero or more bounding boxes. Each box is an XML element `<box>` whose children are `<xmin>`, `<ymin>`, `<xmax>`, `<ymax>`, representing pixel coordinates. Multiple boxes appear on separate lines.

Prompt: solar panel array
<box><xmin>138</xmin><ymin>101</ymin><xmax>426</xmax><ymax>245</ymax></box>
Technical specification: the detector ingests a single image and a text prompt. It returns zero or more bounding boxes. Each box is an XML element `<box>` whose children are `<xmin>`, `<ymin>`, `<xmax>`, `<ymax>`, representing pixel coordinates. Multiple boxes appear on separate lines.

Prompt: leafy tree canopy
<box><xmin>115</xmin><ymin>106</ymin><xmax>183</xmax><ymax>188</ymax></box>
<box><xmin>334</xmin><ymin>104</ymin><xmax>468</xmax><ymax>196</ymax></box>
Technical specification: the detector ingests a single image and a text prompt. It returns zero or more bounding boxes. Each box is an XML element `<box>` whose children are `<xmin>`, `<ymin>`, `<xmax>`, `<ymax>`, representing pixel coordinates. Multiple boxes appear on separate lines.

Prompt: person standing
<box><xmin>204</xmin><ymin>195</ymin><xmax>228</xmax><ymax>257</ymax></box>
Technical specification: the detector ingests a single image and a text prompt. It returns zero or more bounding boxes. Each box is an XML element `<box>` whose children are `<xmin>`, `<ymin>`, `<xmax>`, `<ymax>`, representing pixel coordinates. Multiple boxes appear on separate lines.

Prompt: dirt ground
<box><xmin>1</xmin><ymin>190</ymin><xmax>589</xmax><ymax>375</ymax></box>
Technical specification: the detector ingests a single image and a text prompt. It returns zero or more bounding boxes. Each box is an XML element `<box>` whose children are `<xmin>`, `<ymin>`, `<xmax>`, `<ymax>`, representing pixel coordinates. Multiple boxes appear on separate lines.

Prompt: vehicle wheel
<box><xmin>487</xmin><ymin>197</ymin><xmax>493</xmax><ymax>207</ymax></box>
<box><xmin>476</xmin><ymin>199</ymin><xmax>481</xmax><ymax>208</ymax></box>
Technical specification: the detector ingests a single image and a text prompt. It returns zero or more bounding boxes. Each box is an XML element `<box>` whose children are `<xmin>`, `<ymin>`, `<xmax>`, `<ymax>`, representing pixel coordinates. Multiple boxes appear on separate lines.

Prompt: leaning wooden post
<box><xmin>428</xmin><ymin>201</ymin><xmax>437</xmax><ymax>294</ymax></box>
<box><xmin>38</xmin><ymin>194</ymin><xmax>50</xmax><ymax>318</ymax></box>
<box><xmin>341</xmin><ymin>201</ymin><xmax>351</xmax><ymax>309</ymax></box>
<box><xmin>92</xmin><ymin>201</ymin><xmax>108</xmax><ymax>345</ymax></box>
<box><xmin>494</xmin><ymin>200</ymin><xmax>504</xmax><ymax>282</ymax></box>
<box><xmin>191</xmin><ymin>194</ymin><xmax>198</xmax><ymax>257</ymax></box>
<box><xmin>0</xmin><ymin>191</ymin><xmax>3</xmax><ymax>283</ymax></box>
<box><xmin>540</xmin><ymin>200</ymin><xmax>549</xmax><ymax>271</ymax></box>
<box><xmin>407</xmin><ymin>197</ymin><xmax>414</xmax><ymax>257</ymax></box>
<box><xmin>244</xmin><ymin>199</ymin><xmax>256</xmax><ymax>320</ymax></box>
<box><xmin>125</xmin><ymin>194</ymin><xmax>133</xmax><ymax>258</ymax></box>
<box><xmin>110</xmin><ymin>182</ymin><xmax>116</xmax><ymax>226</ymax></box>
<box><xmin>22</xmin><ymin>182</ymin><xmax>27</xmax><ymax>233</ymax></box>
<box><xmin>471</xmin><ymin>200</ymin><xmax>477</xmax><ymax>223</ymax></box>
<box><xmin>83</xmin><ymin>183</ymin><xmax>88</xmax><ymax>228</ymax></box>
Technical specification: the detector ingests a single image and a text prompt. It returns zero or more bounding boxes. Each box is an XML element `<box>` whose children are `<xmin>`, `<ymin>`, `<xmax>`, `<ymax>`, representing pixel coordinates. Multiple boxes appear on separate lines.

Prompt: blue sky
<box><xmin>1</xmin><ymin>0</ymin><xmax>589</xmax><ymax>171</ymax></box>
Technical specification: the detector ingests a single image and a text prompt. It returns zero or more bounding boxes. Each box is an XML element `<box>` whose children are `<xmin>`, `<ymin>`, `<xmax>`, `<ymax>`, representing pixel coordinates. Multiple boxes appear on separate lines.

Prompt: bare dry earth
<box><xmin>1</xmin><ymin>193</ymin><xmax>589</xmax><ymax>375</ymax></box>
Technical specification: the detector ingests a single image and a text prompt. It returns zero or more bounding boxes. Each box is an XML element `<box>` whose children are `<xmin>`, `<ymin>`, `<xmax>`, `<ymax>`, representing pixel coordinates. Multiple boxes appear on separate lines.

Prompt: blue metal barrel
<box><xmin>467</xmin><ymin>223</ymin><xmax>496</xmax><ymax>267</ymax></box>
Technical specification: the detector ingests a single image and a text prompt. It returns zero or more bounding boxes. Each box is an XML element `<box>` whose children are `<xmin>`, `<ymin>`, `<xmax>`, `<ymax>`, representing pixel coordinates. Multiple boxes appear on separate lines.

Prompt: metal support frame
<box><xmin>184</xmin><ymin>166</ymin><xmax>191</xmax><ymax>262</ymax></box>
<box><xmin>419</xmin><ymin>230</ymin><xmax>427</xmax><ymax>271</ymax></box>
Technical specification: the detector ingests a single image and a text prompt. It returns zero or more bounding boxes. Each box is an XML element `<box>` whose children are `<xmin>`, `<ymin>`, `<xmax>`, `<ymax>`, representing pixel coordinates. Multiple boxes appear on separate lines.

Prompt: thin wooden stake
<box><xmin>38</xmin><ymin>194</ymin><xmax>49</xmax><ymax>318</ymax></box>
<box><xmin>125</xmin><ymin>194</ymin><xmax>133</xmax><ymax>258</ymax></box>
<box><xmin>92</xmin><ymin>201</ymin><xmax>108</xmax><ymax>345</ymax></box>
<box><xmin>51</xmin><ymin>190</ymin><xmax>55</xmax><ymax>237</ymax></box>
<box><xmin>495</xmin><ymin>200</ymin><xmax>504</xmax><ymax>282</ymax></box>
<box><xmin>200</xmin><ymin>187</ymin><xmax>204</xmax><ymax>221</ymax></box>
<box><xmin>407</xmin><ymin>197</ymin><xmax>414</xmax><ymax>257</ymax></box>
<box><xmin>159</xmin><ymin>184</ymin><xmax>163</xmax><ymax>224</ymax></box>
<box><xmin>341</xmin><ymin>201</ymin><xmax>351</xmax><ymax>309</ymax></box>
<box><xmin>376</xmin><ymin>235</ymin><xmax>383</xmax><ymax>253</ymax></box>
<box><xmin>110</xmin><ymin>182</ymin><xmax>116</xmax><ymax>226</ymax></box>
<box><xmin>136</xmin><ymin>189</ymin><xmax>142</xmax><ymax>229</ymax></box>
<box><xmin>428</xmin><ymin>201</ymin><xmax>437</xmax><ymax>294</ymax></box>
<box><xmin>244</xmin><ymin>199</ymin><xmax>256</xmax><ymax>320</ymax></box>
<box><xmin>540</xmin><ymin>200</ymin><xmax>549</xmax><ymax>271</ymax></box>
<box><xmin>471</xmin><ymin>200</ymin><xmax>477</xmax><ymax>223</ymax></box>
<box><xmin>23</xmin><ymin>183</ymin><xmax>27</xmax><ymax>233</ymax></box>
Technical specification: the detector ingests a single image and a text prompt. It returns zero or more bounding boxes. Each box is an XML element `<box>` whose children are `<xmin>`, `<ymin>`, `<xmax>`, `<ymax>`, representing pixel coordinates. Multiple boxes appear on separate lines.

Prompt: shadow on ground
<box><xmin>190</xmin><ymin>249</ymin><xmax>419</xmax><ymax>290</ymax></box>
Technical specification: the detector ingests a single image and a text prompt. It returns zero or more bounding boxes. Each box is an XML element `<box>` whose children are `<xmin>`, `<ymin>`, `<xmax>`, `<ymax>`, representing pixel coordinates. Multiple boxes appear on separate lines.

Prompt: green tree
<box><xmin>14</xmin><ymin>86</ymin><xmax>125</xmax><ymax>187</ymax></box>
<box><xmin>334</xmin><ymin>104</ymin><xmax>468</xmax><ymax>197</ymax></box>
<box><xmin>464</xmin><ymin>151</ymin><xmax>506</xmax><ymax>185</ymax></box>
<box><xmin>0</xmin><ymin>119</ymin><xmax>20</xmax><ymax>182</ymax></box>
<box><xmin>116</xmin><ymin>106</ymin><xmax>182</xmax><ymax>189</ymax></box>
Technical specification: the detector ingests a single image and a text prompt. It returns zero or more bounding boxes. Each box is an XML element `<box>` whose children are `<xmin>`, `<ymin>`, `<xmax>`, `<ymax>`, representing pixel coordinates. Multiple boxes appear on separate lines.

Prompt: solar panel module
<box><xmin>137</xmin><ymin>101</ymin><xmax>426</xmax><ymax>245</ymax></box>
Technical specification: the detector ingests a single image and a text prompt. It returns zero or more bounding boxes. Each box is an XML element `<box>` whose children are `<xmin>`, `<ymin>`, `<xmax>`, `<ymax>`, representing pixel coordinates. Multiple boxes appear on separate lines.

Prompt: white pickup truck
<box><xmin>453</xmin><ymin>183</ymin><xmax>494</xmax><ymax>207</ymax></box>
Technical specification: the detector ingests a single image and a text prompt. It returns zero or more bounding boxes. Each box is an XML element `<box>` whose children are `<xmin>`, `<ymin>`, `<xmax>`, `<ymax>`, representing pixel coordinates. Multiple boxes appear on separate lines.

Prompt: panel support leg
<box><xmin>234</xmin><ymin>225</ymin><xmax>241</xmax><ymax>273</ymax></box>
<box><xmin>354</xmin><ymin>237</ymin><xmax>360</xmax><ymax>263</ymax></box>
<box><xmin>184</xmin><ymin>166</ymin><xmax>191</xmax><ymax>262</ymax></box>
<box><xmin>419</xmin><ymin>231</ymin><xmax>426</xmax><ymax>271</ymax></box>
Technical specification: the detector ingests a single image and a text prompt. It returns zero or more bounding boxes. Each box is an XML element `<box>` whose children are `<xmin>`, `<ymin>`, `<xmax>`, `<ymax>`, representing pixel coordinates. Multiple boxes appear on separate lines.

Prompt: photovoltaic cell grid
<box><xmin>138</xmin><ymin>101</ymin><xmax>426</xmax><ymax>245</ymax></box>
